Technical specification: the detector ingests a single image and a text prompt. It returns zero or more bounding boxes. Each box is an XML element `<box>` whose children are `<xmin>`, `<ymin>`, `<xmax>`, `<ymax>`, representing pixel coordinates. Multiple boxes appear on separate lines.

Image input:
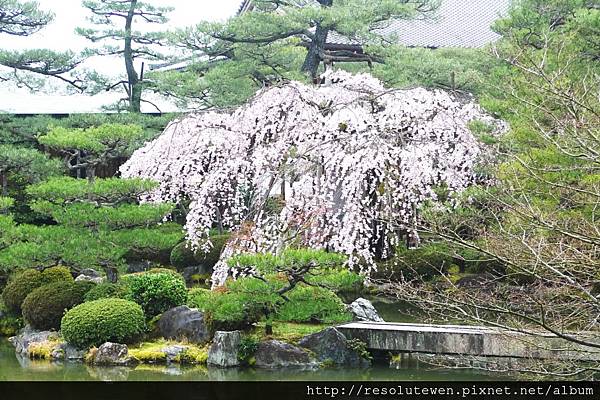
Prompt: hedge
<box><xmin>61</xmin><ymin>298</ymin><xmax>146</xmax><ymax>349</ymax></box>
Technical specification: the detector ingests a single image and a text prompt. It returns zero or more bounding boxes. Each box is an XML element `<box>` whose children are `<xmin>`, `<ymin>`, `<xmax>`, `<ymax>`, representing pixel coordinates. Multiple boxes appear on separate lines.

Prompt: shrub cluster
<box><xmin>22</xmin><ymin>281</ymin><xmax>95</xmax><ymax>330</ymax></box>
<box><xmin>1</xmin><ymin>270</ymin><xmax>43</xmax><ymax>314</ymax></box>
<box><xmin>188</xmin><ymin>278</ymin><xmax>280</xmax><ymax>330</ymax></box>
<box><xmin>276</xmin><ymin>286</ymin><xmax>351</xmax><ymax>324</ymax></box>
<box><xmin>84</xmin><ymin>281</ymin><xmax>130</xmax><ymax>302</ymax></box>
<box><xmin>124</xmin><ymin>272</ymin><xmax>187</xmax><ymax>317</ymax></box>
<box><xmin>189</xmin><ymin>275</ymin><xmax>351</xmax><ymax>328</ymax></box>
<box><xmin>1</xmin><ymin>267</ymin><xmax>73</xmax><ymax>314</ymax></box>
<box><xmin>61</xmin><ymin>298</ymin><xmax>146</xmax><ymax>349</ymax></box>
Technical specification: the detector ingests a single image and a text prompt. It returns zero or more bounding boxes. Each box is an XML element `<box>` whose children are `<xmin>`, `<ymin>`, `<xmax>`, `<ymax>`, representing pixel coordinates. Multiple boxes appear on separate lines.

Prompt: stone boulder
<box><xmin>254</xmin><ymin>340</ymin><xmax>315</xmax><ymax>369</ymax></box>
<box><xmin>75</xmin><ymin>274</ymin><xmax>104</xmax><ymax>284</ymax></box>
<box><xmin>9</xmin><ymin>325</ymin><xmax>60</xmax><ymax>356</ymax></box>
<box><xmin>157</xmin><ymin>306</ymin><xmax>211</xmax><ymax>344</ymax></box>
<box><xmin>160</xmin><ymin>345</ymin><xmax>189</xmax><ymax>363</ymax></box>
<box><xmin>208</xmin><ymin>331</ymin><xmax>242</xmax><ymax>368</ymax></box>
<box><xmin>126</xmin><ymin>261</ymin><xmax>151</xmax><ymax>274</ymax></box>
<box><xmin>347</xmin><ymin>298</ymin><xmax>384</xmax><ymax>322</ymax></box>
<box><xmin>298</xmin><ymin>327</ymin><xmax>370</xmax><ymax>367</ymax></box>
<box><xmin>80</xmin><ymin>268</ymin><xmax>101</xmax><ymax>278</ymax></box>
<box><xmin>93</xmin><ymin>342</ymin><xmax>138</xmax><ymax>366</ymax></box>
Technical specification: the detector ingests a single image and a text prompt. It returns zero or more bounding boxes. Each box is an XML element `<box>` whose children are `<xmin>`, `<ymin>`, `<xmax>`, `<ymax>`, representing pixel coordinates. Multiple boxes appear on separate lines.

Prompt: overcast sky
<box><xmin>0</xmin><ymin>0</ymin><xmax>242</xmax><ymax>113</ymax></box>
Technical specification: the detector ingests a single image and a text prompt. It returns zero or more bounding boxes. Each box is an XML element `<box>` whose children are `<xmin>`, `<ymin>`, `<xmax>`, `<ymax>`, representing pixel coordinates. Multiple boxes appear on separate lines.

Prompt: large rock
<box><xmin>254</xmin><ymin>340</ymin><xmax>315</xmax><ymax>369</ymax></box>
<box><xmin>51</xmin><ymin>343</ymin><xmax>87</xmax><ymax>361</ymax></box>
<box><xmin>93</xmin><ymin>342</ymin><xmax>138</xmax><ymax>366</ymax></box>
<box><xmin>161</xmin><ymin>345</ymin><xmax>189</xmax><ymax>363</ymax></box>
<box><xmin>208</xmin><ymin>331</ymin><xmax>242</xmax><ymax>368</ymax></box>
<box><xmin>298</xmin><ymin>327</ymin><xmax>370</xmax><ymax>367</ymax></box>
<box><xmin>157</xmin><ymin>306</ymin><xmax>211</xmax><ymax>344</ymax></box>
<box><xmin>9</xmin><ymin>325</ymin><xmax>60</xmax><ymax>356</ymax></box>
<box><xmin>75</xmin><ymin>274</ymin><xmax>104</xmax><ymax>284</ymax></box>
<box><xmin>126</xmin><ymin>261</ymin><xmax>151</xmax><ymax>274</ymax></box>
<box><xmin>347</xmin><ymin>298</ymin><xmax>384</xmax><ymax>322</ymax></box>
<box><xmin>79</xmin><ymin>268</ymin><xmax>101</xmax><ymax>278</ymax></box>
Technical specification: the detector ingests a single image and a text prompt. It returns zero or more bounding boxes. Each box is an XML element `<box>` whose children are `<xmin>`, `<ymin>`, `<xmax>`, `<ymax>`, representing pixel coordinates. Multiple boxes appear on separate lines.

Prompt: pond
<box><xmin>0</xmin><ymin>338</ymin><xmax>500</xmax><ymax>381</ymax></box>
<box><xmin>0</xmin><ymin>297</ymin><xmax>510</xmax><ymax>381</ymax></box>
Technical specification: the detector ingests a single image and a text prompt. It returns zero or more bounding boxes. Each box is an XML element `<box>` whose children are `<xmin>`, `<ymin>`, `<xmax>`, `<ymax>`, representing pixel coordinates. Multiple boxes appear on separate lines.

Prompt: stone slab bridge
<box><xmin>337</xmin><ymin>322</ymin><xmax>600</xmax><ymax>361</ymax></box>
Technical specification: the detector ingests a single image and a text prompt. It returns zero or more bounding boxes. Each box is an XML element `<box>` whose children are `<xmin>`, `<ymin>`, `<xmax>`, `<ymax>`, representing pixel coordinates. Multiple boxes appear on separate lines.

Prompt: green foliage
<box><xmin>61</xmin><ymin>298</ymin><xmax>146</xmax><ymax>349</ymax></box>
<box><xmin>0</xmin><ymin>315</ymin><xmax>23</xmax><ymax>336</ymax></box>
<box><xmin>170</xmin><ymin>234</ymin><xmax>230</xmax><ymax>270</ymax></box>
<box><xmin>228</xmin><ymin>248</ymin><xmax>346</xmax><ymax>274</ymax></box>
<box><xmin>376</xmin><ymin>243</ymin><xmax>456</xmax><ymax>280</ymax></box>
<box><xmin>0</xmin><ymin>225</ymin><xmax>126</xmax><ymax>275</ymax></box>
<box><xmin>27</xmin><ymin>176</ymin><xmax>159</xmax><ymax>205</ymax></box>
<box><xmin>40</xmin><ymin>266</ymin><xmax>73</xmax><ymax>285</ymax></box>
<box><xmin>119</xmin><ymin>223</ymin><xmax>184</xmax><ymax>265</ymax></box>
<box><xmin>0</xmin><ymin>144</ymin><xmax>63</xmax><ymax>186</ymax></box>
<box><xmin>1</xmin><ymin>269</ymin><xmax>43</xmax><ymax>314</ymax></box>
<box><xmin>1</xmin><ymin>266</ymin><xmax>77</xmax><ymax>315</ymax></box>
<box><xmin>21</xmin><ymin>280</ymin><xmax>93</xmax><ymax>330</ymax></box>
<box><xmin>188</xmin><ymin>278</ymin><xmax>281</xmax><ymax>331</ymax></box>
<box><xmin>346</xmin><ymin>338</ymin><xmax>372</xmax><ymax>361</ymax></box>
<box><xmin>237</xmin><ymin>336</ymin><xmax>259</xmax><ymax>364</ymax></box>
<box><xmin>0</xmin><ymin>0</ymin><xmax>53</xmax><ymax>36</ymax></box>
<box><xmin>0</xmin><ymin>196</ymin><xmax>13</xmax><ymax>211</ymax></box>
<box><xmin>370</xmin><ymin>46</ymin><xmax>500</xmax><ymax>95</ymax></box>
<box><xmin>39</xmin><ymin>124</ymin><xmax>144</xmax><ymax>154</ymax></box>
<box><xmin>161</xmin><ymin>0</ymin><xmax>438</xmax><ymax>107</ymax></box>
<box><xmin>125</xmin><ymin>272</ymin><xmax>187</xmax><ymax>317</ymax></box>
<box><xmin>305</xmin><ymin>269</ymin><xmax>364</xmax><ymax>294</ymax></box>
<box><xmin>84</xmin><ymin>281</ymin><xmax>130</xmax><ymax>302</ymax></box>
<box><xmin>275</xmin><ymin>286</ymin><xmax>351</xmax><ymax>324</ymax></box>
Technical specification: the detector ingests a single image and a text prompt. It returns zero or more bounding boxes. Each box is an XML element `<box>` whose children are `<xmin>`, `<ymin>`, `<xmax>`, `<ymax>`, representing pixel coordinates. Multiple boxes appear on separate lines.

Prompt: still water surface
<box><xmin>0</xmin><ymin>339</ymin><xmax>503</xmax><ymax>381</ymax></box>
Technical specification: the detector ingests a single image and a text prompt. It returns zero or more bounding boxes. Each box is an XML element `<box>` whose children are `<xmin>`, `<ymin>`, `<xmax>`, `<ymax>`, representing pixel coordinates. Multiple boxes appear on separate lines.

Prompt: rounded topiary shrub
<box><xmin>22</xmin><ymin>281</ymin><xmax>93</xmax><ymax>330</ymax></box>
<box><xmin>275</xmin><ymin>286</ymin><xmax>351</xmax><ymax>324</ymax></box>
<box><xmin>125</xmin><ymin>272</ymin><xmax>187</xmax><ymax>317</ymax></box>
<box><xmin>1</xmin><ymin>269</ymin><xmax>43</xmax><ymax>314</ymax></box>
<box><xmin>40</xmin><ymin>266</ymin><xmax>74</xmax><ymax>285</ymax></box>
<box><xmin>61</xmin><ymin>298</ymin><xmax>146</xmax><ymax>349</ymax></box>
<box><xmin>170</xmin><ymin>234</ymin><xmax>230</xmax><ymax>270</ymax></box>
<box><xmin>84</xmin><ymin>281</ymin><xmax>130</xmax><ymax>302</ymax></box>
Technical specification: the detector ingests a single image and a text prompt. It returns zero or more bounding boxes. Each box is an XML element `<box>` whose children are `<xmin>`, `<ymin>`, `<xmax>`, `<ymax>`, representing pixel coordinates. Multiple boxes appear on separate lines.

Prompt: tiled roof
<box><xmin>241</xmin><ymin>0</ymin><xmax>513</xmax><ymax>49</ymax></box>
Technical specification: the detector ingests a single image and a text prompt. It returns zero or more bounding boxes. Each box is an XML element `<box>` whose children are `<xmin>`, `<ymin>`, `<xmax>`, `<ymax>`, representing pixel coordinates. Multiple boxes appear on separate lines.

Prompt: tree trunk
<box><xmin>301</xmin><ymin>0</ymin><xmax>333</xmax><ymax>79</ymax></box>
<box><xmin>1</xmin><ymin>172</ymin><xmax>7</xmax><ymax>197</ymax></box>
<box><xmin>86</xmin><ymin>165</ymin><xmax>96</xmax><ymax>185</ymax></box>
<box><xmin>125</xmin><ymin>0</ymin><xmax>141</xmax><ymax>113</ymax></box>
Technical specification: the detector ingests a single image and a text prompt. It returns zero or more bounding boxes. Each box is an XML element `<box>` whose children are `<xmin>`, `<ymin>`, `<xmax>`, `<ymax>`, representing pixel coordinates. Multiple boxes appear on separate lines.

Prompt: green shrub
<box><xmin>84</xmin><ymin>281</ymin><xmax>130</xmax><ymax>302</ymax></box>
<box><xmin>0</xmin><ymin>315</ymin><xmax>23</xmax><ymax>336</ymax></box>
<box><xmin>22</xmin><ymin>281</ymin><xmax>93</xmax><ymax>330</ymax></box>
<box><xmin>125</xmin><ymin>272</ymin><xmax>187</xmax><ymax>317</ymax></box>
<box><xmin>61</xmin><ymin>298</ymin><xmax>146</xmax><ymax>349</ymax></box>
<box><xmin>228</xmin><ymin>248</ymin><xmax>346</xmax><ymax>274</ymax></box>
<box><xmin>306</xmin><ymin>269</ymin><xmax>364</xmax><ymax>294</ymax></box>
<box><xmin>188</xmin><ymin>278</ymin><xmax>280</xmax><ymax>331</ymax></box>
<box><xmin>1</xmin><ymin>269</ymin><xmax>43</xmax><ymax>314</ymax></box>
<box><xmin>275</xmin><ymin>286</ymin><xmax>351</xmax><ymax>324</ymax></box>
<box><xmin>40</xmin><ymin>266</ymin><xmax>73</xmax><ymax>285</ymax></box>
<box><xmin>170</xmin><ymin>234</ymin><xmax>230</xmax><ymax>270</ymax></box>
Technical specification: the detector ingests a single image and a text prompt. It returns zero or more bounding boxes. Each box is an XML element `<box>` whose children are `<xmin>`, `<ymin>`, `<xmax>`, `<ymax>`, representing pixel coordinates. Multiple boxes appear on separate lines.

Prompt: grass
<box><xmin>27</xmin><ymin>339</ymin><xmax>62</xmax><ymax>360</ymax></box>
<box><xmin>128</xmin><ymin>339</ymin><xmax>209</xmax><ymax>365</ymax></box>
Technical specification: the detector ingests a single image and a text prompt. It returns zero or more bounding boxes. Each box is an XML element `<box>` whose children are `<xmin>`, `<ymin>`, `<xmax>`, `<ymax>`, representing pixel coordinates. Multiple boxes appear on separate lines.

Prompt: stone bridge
<box><xmin>337</xmin><ymin>322</ymin><xmax>600</xmax><ymax>361</ymax></box>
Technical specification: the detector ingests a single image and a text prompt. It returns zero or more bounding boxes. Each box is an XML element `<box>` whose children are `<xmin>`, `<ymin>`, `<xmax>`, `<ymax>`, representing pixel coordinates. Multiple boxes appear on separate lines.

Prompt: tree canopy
<box><xmin>77</xmin><ymin>0</ymin><xmax>174</xmax><ymax>112</ymax></box>
<box><xmin>121</xmin><ymin>71</ymin><xmax>505</xmax><ymax>285</ymax></box>
<box><xmin>151</xmin><ymin>0</ymin><xmax>439</xmax><ymax>108</ymax></box>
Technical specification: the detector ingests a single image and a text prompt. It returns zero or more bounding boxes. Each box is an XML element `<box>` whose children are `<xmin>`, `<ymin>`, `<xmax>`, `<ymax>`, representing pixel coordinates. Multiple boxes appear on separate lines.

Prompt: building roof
<box><xmin>241</xmin><ymin>0</ymin><xmax>512</xmax><ymax>49</ymax></box>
